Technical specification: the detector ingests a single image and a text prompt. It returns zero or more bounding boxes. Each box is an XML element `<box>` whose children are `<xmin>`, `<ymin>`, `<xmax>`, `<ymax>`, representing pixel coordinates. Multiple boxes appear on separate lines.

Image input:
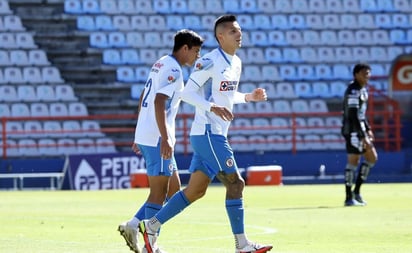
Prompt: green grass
<box><xmin>1</xmin><ymin>184</ymin><xmax>411</xmax><ymax>253</ymax></box>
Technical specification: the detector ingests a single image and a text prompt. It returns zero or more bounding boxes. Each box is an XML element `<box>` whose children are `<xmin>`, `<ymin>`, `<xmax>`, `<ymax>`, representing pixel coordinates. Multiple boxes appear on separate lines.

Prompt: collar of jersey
<box><xmin>218</xmin><ymin>47</ymin><xmax>233</xmax><ymax>65</ymax></box>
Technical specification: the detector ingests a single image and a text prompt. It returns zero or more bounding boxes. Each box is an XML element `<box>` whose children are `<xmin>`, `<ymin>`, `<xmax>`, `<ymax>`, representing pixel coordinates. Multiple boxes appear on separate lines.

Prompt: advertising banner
<box><xmin>65</xmin><ymin>153</ymin><xmax>146</xmax><ymax>190</ymax></box>
<box><xmin>390</xmin><ymin>54</ymin><xmax>412</xmax><ymax>93</ymax></box>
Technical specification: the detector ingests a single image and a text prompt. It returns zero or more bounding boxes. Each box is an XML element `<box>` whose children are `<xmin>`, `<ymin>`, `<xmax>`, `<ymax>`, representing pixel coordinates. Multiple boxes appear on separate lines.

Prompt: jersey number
<box><xmin>142</xmin><ymin>78</ymin><xmax>152</xmax><ymax>108</ymax></box>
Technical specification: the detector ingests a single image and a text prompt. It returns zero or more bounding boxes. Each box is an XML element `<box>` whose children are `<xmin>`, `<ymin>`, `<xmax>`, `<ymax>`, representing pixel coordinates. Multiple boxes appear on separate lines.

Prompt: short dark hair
<box><xmin>352</xmin><ymin>63</ymin><xmax>371</xmax><ymax>77</ymax></box>
<box><xmin>173</xmin><ymin>29</ymin><xmax>204</xmax><ymax>52</ymax></box>
<box><xmin>214</xmin><ymin>14</ymin><xmax>237</xmax><ymax>42</ymax></box>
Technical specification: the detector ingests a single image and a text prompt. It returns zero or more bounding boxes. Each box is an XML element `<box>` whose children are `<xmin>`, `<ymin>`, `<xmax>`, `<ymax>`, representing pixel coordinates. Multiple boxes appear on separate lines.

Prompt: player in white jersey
<box><xmin>118</xmin><ymin>29</ymin><xmax>203</xmax><ymax>253</ymax></box>
<box><xmin>139</xmin><ymin>15</ymin><xmax>273</xmax><ymax>253</ymax></box>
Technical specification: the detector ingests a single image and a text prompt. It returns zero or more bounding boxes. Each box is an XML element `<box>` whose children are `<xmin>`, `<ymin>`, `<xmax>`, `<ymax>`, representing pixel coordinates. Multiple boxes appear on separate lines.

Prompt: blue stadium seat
<box><xmin>90</xmin><ymin>32</ymin><xmax>109</xmax><ymax>48</ymax></box>
<box><xmin>126</xmin><ymin>32</ymin><xmax>144</xmax><ymax>47</ymax></box>
<box><xmin>325</xmin><ymin>0</ymin><xmax>344</xmax><ymax>12</ymax></box>
<box><xmin>289</xmin><ymin>14</ymin><xmax>306</xmax><ymax>29</ymax></box>
<box><xmin>306</xmin><ymin>14</ymin><xmax>323</xmax><ymax>29</ymax></box>
<box><xmin>337</xmin><ymin>30</ymin><xmax>356</xmax><ymax>46</ymax></box>
<box><xmin>330</xmin><ymin>81</ymin><xmax>348</xmax><ymax>97</ymax></box>
<box><xmin>148</xmin><ymin>15</ymin><xmax>166</xmax><ymax>31</ymax></box>
<box><xmin>340</xmin><ymin>14</ymin><xmax>358</xmax><ymax>29</ymax></box>
<box><xmin>0</xmin><ymin>33</ymin><xmax>17</xmax><ymax>49</ymax></box>
<box><xmin>372</xmin><ymin>30</ymin><xmax>391</xmax><ymax>45</ymax></box>
<box><xmin>247</xmin><ymin>48</ymin><xmax>266</xmax><ymax>64</ymax></box>
<box><xmin>312</xmin><ymin>81</ymin><xmax>332</xmax><ymax>98</ymax></box>
<box><xmin>256</xmin><ymin>0</ymin><xmax>275</xmax><ymax>13</ymax></box>
<box><xmin>18</xmin><ymin>139</ymin><xmax>38</xmax><ymax>156</ymax></box>
<box><xmin>28</xmin><ymin>49</ymin><xmax>50</xmax><ymax>66</ymax></box>
<box><xmin>135</xmin><ymin>66</ymin><xmax>150</xmax><ymax>82</ymax></box>
<box><xmin>36</xmin><ymin>85</ymin><xmax>56</xmax><ymax>102</ymax></box>
<box><xmin>0</xmin><ymin>50</ymin><xmax>9</xmax><ymax>65</ymax></box>
<box><xmin>295</xmin><ymin>82</ymin><xmax>313</xmax><ymax>98</ymax></box>
<box><xmin>320</xmin><ymin>30</ymin><xmax>338</xmax><ymax>45</ymax></box>
<box><xmin>64</xmin><ymin>0</ymin><xmax>82</xmax><ymax>14</ymax></box>
<box><xmin>253</xmin><ymin>14</ymin><xmax>271</xmax><ymax>30</ymax></box>
<box><xmin>271</xmin><ymin>14</ymin><xmax>289</xmax><ymax>29</ymax></box>
<box><xmin>17</xmin><ymin>85</ymin><xmax>37</xmax><ymax>101</ymax></box>
<box><xmin>317</xmin><ymin>47</ymin><xmax>335</xmax><ymax>62</ymax></box>
<box><xmin>243</xmin><ymin>65</ymin><xmax>262</xmax><ymax>82</ymax></box>
<box><xmin>335</xmin><ymin>47</ymin><xmax>353</xmax><ymax>62</ymax></box>
<box><xmin>187</xmin><ymin>0</ymin><xmax>205</xmax><ymax>13</ymax></box>
<box><xmin>42</xmin><ymin>66</ymin><xmax>64</xmax><ymax>83</ymax></box>
<box><xmin>309</xmin><ymin>99</ymin><xmax>329</xmax><ymax>112</ymax></box>
<box><xmin>355</xmin><ymin>30</ymin><xmax>373</xmax><ymax>45</ymax></box>
<box><xmin>297</xmin><ymin>65</ymin><xmax>316</xmax><ymax>80</ymax></box>
<box><xmin>153</xmin><ymin>0</ymin><xmax>170</xmax><ymax>14</ymax></box>
<box><xmin>55</xmin><ymin>84</ymin><xmax>77</xmax><ymax>101</ymax></box>
<box><xmin>144</xmin><ymin>32</ymin><xmax>162</xmax><ymax>48</ymax></box>
<box><xmin>308</xmin><ymin>0</ymin><xmax>326</xmax><ymax>13</ymax></box>
<box><xmin>62</xmin><ymin>120</ymin><xmax>82</xmax><ymax>137</ymax></box>
<box><xmin>95</xmin><ymin>15</ymin><xmax>114</xmax><ymax>30</ymax></box>
<box><xmin>279</xmin><ymin>65</ymin><xmax>298</xmax><ymax>80</ymax></box>
<box><xmin>267</xmin><ymin>31</ymin><xmax>287</xmax><ymax>46</ymax></box>
<box><xmin>0</xmin><ymin>85</ymin><xmax>18</xmax><ymax>101</ymax></box>
<box><xmin>170</xmin><ymin>0</ymin><xmax>189</xmax><ymax>13</ymax></box>
<box><xmin>392</xmin><ymin>13</ymin><xmax>409</xmax><ymax>28</ymax></box>
<box><xmin>323</xmin><ymin>14</ymin><xmax>341</xmax><ymax>29</ymax></box>
<box><xmin>389</xmin><ymin>29</ymin><xmax>409</xmax><ymax>44</ymax></box>
<box><xmin>357</xmin><ymin>14</ymin><xmax>375</xmax><ymax>29</ymax></box>
<box><xmin>0</xmin><ymin>104</ymin><xmax>10</xmax><ymax>117</ymax></box>
<box><xmin>274</xmin><ymin>0</ymin><xmax>292</xmax><ymax>13</ymax></box>
<box><xmin>3</xmin><ymin>15</ymin><xmax>25</xmax><ymax>31</ymax></box>
<box><xmin>237</xmin><ymin>15</ymin><xmax>255</xmax><ymax>30</ymax></box>
<box><xmin>16</xmin><ymin>32</ymin><xmax>36</xmax><ymax>49</ymax></box>
<box><xmin>300</xmin><ymin>47</ymin><xmax>317</xmax><ymax>63</ymax></box>
<box><xmin>121</xmin><ymin>49</ymin><xmax>140</xmax><ymax>65</ymax></box>
<box><xmin>140</xmin><ymin>49</ymin><xmax>158</xmax><ymax>65</ymax></box>
<box><xmin>82</xmin><ymin>0</ymin><xmax>100</xmax><ymax>13</ymax></box>
<box><xmin>24</xmin><ymin>120</ymin><xmax>43</xmax><ymax>138</ymax></box>
<box><xmin>118</xmin><ymin>0</ymin><xmax>136</xmax><ymax>14</ymax></box>
<box><xmin>4</xmin><ymin>67</ymin><xmax>24</xmax><ymax>83</ymax></box>
<box><xmin>303</xmin><ymin>30</ymin><xmax>320</xmax><ymax>46</ymax></box>
<box><xmin>332</xmin><ymin>64</ymin><xmax>351</xmax><ymax>79</ymax></box>
<box><xmin>293</xmin><ymin>0</ymin><xmax>310</xmax><ymax>13</ymax></box>
<box><xmin>130</xmin><ymin>16</ymin><xmax>149</xmax><ymax>31</ymax></box>
<box><xmin>360</xmin><ymin>0</ymin><xmax>379</xmax><ymax>12</ymax></box>
<box><xmin>241</xmin><ymin>0</ymin><xmax>259</xmax><ymax>13</ymax></box>
<box><xmin>183</xmin><ymin>15</ymin><xmax>202</xmax><ymax>29</ymax></box>
<box><xmin>108</xmin><ymin>32</ymin><xmax>127</xmax><ymax>47</ymax></box>
<box><xmin>99</xmin><ymin>0</ymin><xmax>118</xmax><ymax>14</ymax></box>
<box><xmin>286</xmin><ymin>30</ymin><xmax>304</xmax><ymax>46</ymax></box>
<box><xmin>250</xmin><ymin>31</ymin><xmax>269</xmax><ymax>46</ymax></box>
<box><xmin>113</xmin><ymin>15</ymin><xmax>132</xmax><ymax>31</ymax></box>
<box><xmin>370</xmin><ymin>46</ymin><xmax>387</xmax><ymax>62</ymax></box>
<box><xmin>264</xmin><ymin>48</ymin><xmax>283</xmax><ymax>63</ymax></box>
<box><xmin>10</xmin><ymin>50</ymin><xmax>29</xmax><ymax>66</ymax></box>
<box><xmin>135</xmin><ymin>0</ymin><xmax>155</xmax><ymax>14</ymax></box>
<box><xmin>30</xmin><ymin>102</ymin><xmax>49</xmax><ymax>117</ymax></box>
<box><xmin>387</xmin><ymin>46</ymin><xmax>404</xmax><ymax>61</ymax></box>
<box><xmin>223</xmin><ymin>0</ymin><xmax>242</xmax><ymax>13</ymax></box>
<box><xmin>204</xmin><ymin>0</ymin><xmax>223</xmax><ymax>13</ymax></box>
<box><xmin>77</xmin><ymin>15</ymin><xmax>96</xmax><ymax>31</ymax></box>
<box><xmin>116</xmin><ymin>66</ymin><xmax>136</xmax><ymax>83</ymax></box>
<box><xmin>276</xmin><ymin>82</ymin><xmax>296</xmax><ymax>98</ymax></box>
<box><xmin>11</xmin><ymin>103</ymin><xmax>30</xmax><ymax>117</ymax></box>
<box><xmin>166</xmin><ymin>15</ymin><xmax>184</xmax><ymax>30</ymax></box>
<box><xmin>69</xmin><ymin>102</ymin><xmax>88</xmax><ymax>116</ymax></box>
<box><xmin>315</xmin><ymin>64</ymin><xmax>333</xmax><ymax>80</ymax></box>
<box><xmin>103</xmin><ymin>49</ymin><xmax>121</xmax><ymax>65</ymax></box>
<box><xmin>77</xmin><ymin>138</ymin><xmax>96</xmax><ymax>154</ymax></box>
<box><xmin>261</xmin><ymin>65</ymin><xmax>281</xmax><ymax>81</ymax></box>
<box><xmin>393</xmin><ymin>0</ymin><xmax>411</xmax><ymax>11</ymax></box>
<box><xmin>375</xmin><ymin>14</ymin><xmax>392</xmax><ymax>28</ymax></box>
<box><xmin>24</xmin><ymin>67</ymin><xmax>43</xmax><ymax>83</ymax></box>
<box><xmin>49</xmin><ymin>103</ymin><xmax>68</xmax><ymax>117</ymax></box>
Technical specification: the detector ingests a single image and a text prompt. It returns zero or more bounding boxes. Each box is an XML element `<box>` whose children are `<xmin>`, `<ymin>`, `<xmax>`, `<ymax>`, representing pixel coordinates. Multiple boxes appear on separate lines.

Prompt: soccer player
<box><xmin>138</xmin><ymin>15</ymin><xmax>273</xmax><ymax>253</ymax></box>
<box><xmin>341</xmin><ymin>63</ymin><xmax>378</xmax><ymax>206</ymax></box>
<box><xmin>118</xmin><ymin>29</ymin><xmax>203</xmax><ymax>253</ymax></box>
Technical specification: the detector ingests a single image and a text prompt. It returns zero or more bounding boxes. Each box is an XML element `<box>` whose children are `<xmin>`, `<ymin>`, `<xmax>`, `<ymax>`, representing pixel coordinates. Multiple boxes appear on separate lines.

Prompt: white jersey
<box><xmin>181</xmin><ymin>48</ymin><xmax>247</xmax><ymax>137</ymax></box>
<box><xmin>134</xmin><ymin>55</ymin><xmax>183</xmax><ymax>146</ymax></box>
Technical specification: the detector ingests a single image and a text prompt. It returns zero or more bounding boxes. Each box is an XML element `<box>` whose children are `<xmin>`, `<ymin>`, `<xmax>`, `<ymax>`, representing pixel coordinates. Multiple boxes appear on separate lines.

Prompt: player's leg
<box><xmin>343</xmin><ymin>134</ymin><xmax>364</xmax><ymax>206</ymax></box>
<box><xmin>353</xmin><ymin>144</ymin><xmax>378</xmax><ymax>204</ymax></box>
<box><xmin>166</xmin><ymin>170</ymin><xmax>181</xmax><ymax>200</ymax></box>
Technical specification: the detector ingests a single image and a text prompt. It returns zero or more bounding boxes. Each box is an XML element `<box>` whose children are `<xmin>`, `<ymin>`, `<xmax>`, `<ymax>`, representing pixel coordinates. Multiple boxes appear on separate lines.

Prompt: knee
<box><xmin>226</xmin><ymin>177</ymin><xmax>245</xmax><ymax>199</ymax></box>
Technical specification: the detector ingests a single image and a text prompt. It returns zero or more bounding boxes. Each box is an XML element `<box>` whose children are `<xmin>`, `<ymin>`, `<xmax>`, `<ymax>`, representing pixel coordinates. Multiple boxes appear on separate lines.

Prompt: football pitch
<box><xmin>1</xmin><ymin>183</ymin><xmax>411</xmax><ymax>253</ymax></box>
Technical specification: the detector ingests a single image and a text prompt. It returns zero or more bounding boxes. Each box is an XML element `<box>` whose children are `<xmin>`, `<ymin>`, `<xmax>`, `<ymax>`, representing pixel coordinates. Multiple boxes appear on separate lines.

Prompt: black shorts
<box><xmin>344</xmin><ymin>134</ymin><xmax>365</xmax><ymax>154</ymax></box>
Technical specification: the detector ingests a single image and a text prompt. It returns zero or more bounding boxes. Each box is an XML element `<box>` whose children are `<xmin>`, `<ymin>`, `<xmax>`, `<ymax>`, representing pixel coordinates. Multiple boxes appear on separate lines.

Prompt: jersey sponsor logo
<box><xmin>194</xmin><ymin>57</ymin><xmax>212</xmax><ymax>71</ymax></box>
<box><xmin>225</xmin><ymin>158</ymin><xmax>234</xmax><ymax>168</ymax></box>
<box><xmin>219</xmin><ymin>81</ymin><xmax>238</xmax><ymax>91</ymax></box>
<box><xmin>154</xmin><ymin>62</ymin><xmax>164</xmax><ymax>69</ymax></box>
<box><xmin>167</xmin><ymin>69</ymin><xmax>180</xmax><ymax>84</ymax></box>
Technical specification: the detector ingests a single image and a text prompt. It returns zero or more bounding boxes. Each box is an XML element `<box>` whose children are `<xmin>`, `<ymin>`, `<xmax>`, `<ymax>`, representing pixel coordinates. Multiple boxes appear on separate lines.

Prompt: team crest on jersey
<box><xmin>194</xmin><ymin>57</ymin><xmax>213</xmax><ymax>71</ymax></box>
<box><xmin>167</xmin><ymin>69</ymin><xmax>180</xmax><ymax>84</ymax></box>
<box><xmin>220</xmin><ymin>81</ymin><xmax>238</xmax><ymax>91</ymax></box>
<box><xmin>168</xmin><ymin>163</ymin><xmax>174</xmax><ymax>173</ymax></box>
<box><xmin>225</xmin><ymin>158</ymin><xmax>234</xmax><ymax>168</ymax></box>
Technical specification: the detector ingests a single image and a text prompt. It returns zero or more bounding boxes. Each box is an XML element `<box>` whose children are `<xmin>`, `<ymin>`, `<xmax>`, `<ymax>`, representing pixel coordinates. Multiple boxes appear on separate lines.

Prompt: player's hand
<box><xmin>210</xmin><ymin>104</ymin><xmax>234</xmax><ymax>121</ymax></box>
<box><xmin>160</xmin><ymin>138</ymin><xmax>173</xmax><ymax>160</ymax></box>
<box><xmin>247</xmin><ymin>88</ymin><xmax>267</xmax><ymax>102</ymax></box>
<box><xmin>131</xmin><ymin>143</ymin><xmax>141</xmax><ymax>155</ymax></box>
<box><xmin>367</xmin><ymin>130</ymin><xmax>374</xmax><ymax>142</ymax></box>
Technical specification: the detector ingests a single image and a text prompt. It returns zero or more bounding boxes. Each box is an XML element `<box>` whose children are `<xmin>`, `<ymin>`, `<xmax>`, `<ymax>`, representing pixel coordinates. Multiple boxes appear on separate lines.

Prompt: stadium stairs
<box><xmin>9</xmin><ymin>0</ymin><xmax>138</xmax><ymax>151</ymax></box>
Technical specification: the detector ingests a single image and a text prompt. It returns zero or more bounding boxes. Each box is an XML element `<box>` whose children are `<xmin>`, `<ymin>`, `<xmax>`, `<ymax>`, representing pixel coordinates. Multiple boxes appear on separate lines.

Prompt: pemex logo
<box><xmin>74</xmin><ymin>159</ymin><xmax>100</xmax><ymax>190</ymax></box>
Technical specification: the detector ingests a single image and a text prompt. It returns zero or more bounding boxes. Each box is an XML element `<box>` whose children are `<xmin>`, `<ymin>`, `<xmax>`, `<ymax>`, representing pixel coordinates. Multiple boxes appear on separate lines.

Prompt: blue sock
<box><xmin>134</xmin><ymin>202</ymin><xmax>147</xmax><ymax>220</ymax></box>
<box><xmin>155</xmin><ymin>191</ymin><xmax>190</xmax><ymax>224</ymax></box>
<box><xmin>145</xmin><ymin>202</ymin><xmax>162</xmax><ymax>219</ymax></box>
<box><xmin>226</xmin><ymin>198</ymin><xmax>244</xmax><ymax>234</ymax></box>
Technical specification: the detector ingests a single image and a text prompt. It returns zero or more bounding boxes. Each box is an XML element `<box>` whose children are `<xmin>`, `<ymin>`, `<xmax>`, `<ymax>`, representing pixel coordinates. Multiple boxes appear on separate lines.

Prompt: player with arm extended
<box><xmin>138</xmin><ymin>15</ymin><xmax>273</xmax><ymax>253</ymax></box>
<box><xmin>118</xmin><ymin>29</ymin><xmax>203</xmax><ymax>253</ymax></box>
<box><xmin>341</xmin><ymin>63</ymin><xmax>378</xmax><ymax>206</ymax></box>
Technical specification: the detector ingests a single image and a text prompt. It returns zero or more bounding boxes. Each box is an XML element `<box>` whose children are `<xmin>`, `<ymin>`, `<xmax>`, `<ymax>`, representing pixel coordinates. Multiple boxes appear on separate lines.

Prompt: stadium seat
<box><xmin>372</xmin><ymin>30</ymin><xmax>391</xmax><ymax>45</ymax></box>
<box><xmin>55</xmin><ymin>85</ymin><xmax>77</xmax><ymax>101</ymax></box>
<box><xmin>250</xmin><ymin>31</ymin><xmax>269</xmax><ymax>46</ymax></box>
<box><xmin>283</xmin><ymin>48</ymin><xmax>301</xmax><ymax>62</ymax></box>
<box><xmin>393</xmin><ymin>0</ymin><xmax>411</xmax><ymax>11</ymax></box>
<box><xmin>234</xmin><ymin>102</ymin><xmax>255</xmax><ymax>113</ymax></box>
<box><xmin>255</xmin><ymin>99</ymin><xmax>274</xmax><ymax>113</ymax></box>
<box><xmin>297</xmin><ymin>65</ymin><xmax>316</xmax><ymax>80</ymax></box>
<box><xmin>113</xmin><ymin>15</ymin><xmax>132</xmax><ymax>31</ymax></box>
<box><xmin>38</xmin><ymin>138</ymin><xmax>58</xmax><ymax>156</ymax></box>
<box><xmin>183</xmin><ymin>15</ymin><xmax>202</xmax><ymax>29</ymax></box>
<box><xmin>3</xmin><ymin>15</ymin><xmax>25</xmax><ymax>31</ymax></box>
<box><xmin>312</xmin><ymin>81</ymin><xmax>332</xmax><ymax>98</ymax></box>
<box><xmin>126</xmin><ymin>32</ymin><xmax>144</xmax><ymax>47</ymax></box>
<box><xmin>325</xmin><ymin>116</ymin><xmax>342</xmax><ymax>134</ymax></box>
<box><xmin>96</xmin><ymin>137</ymin><xmax>117</xmax><ymax>153</ymax></box>
<box><xmin>309</xmin><ymin>99</ymin><xmax>328</xmax><ymax>112</ymax></box>
<box><xmin>0</xmin><ymin>50</ymin><xmax>10</xmax><ymax>65</ymax></box>
<box><xmin>135</xmin><ymin>0</ymin><xmax>155</xmax><ymax>14</ymax></box>
<box><xmin>99</xmin><ymin>0</ymin><xmax>118</xmax><ymax>14</ymax></box>
<box><xmin>304</xmin><ymin>134</ymin><xmax>323</xmax><ymax>150</ymax></box>
<box><xmin>135</xmin><ymin>66</ymin><xmax>150</xmax><ymax>83</ymax></box>
<box><xmin>330</xmin><ymin>81</ymin><xmax>348</xmax><ymax>97</ymax></box>
<box><xmin>17</xmin><ymin>85</ymin><xmax>37</xmax><ymax>101</ymax></box>
<box><xmin>258</xmin><ymin>82</ymin><xmax>276</xmax><ymax>99</ymax></box>
<box><xmin>0</xmin><ymin>103</ymin><xmax>10</xmax><ymax>117</ymax></box>
<box><xmin>325</xmin><ymin>0</ymin><xmax>343</xmax><ymax>12</ymax></box>
<box><xmin>320</xmin><ymin>30</ymin><xmax>338</xmax><ymax>45</ymax></box>
<box><xmin>144</xmin><ymin>32</ymin><xmax>162</xmax><ymax>48</ymax></box>
<box><xmin>90</xmin><ymin>32</ymin><xmax>109</xmax><ymax>48</ymax></box>
<box><xmin>315</xmin><ymin>64</ymin><xmax>333</xmax><ymax>80</ymax></box>
<box><xmin>64</xmin><ymin>0</ymin><xmax>83</xmax><ymax>14</ymax></box>
<box><xmin>307</xmin><ymin>117</ymin><xmax>326</xmax><ymax>134</ymax></box>
<box><xmin>171</xmin><ymin>0</ymin><xmax>189</xmax><ymax>13</ymax></box>
<box><xmin>273</xmin><ymin>99</ymin><xmax>292</xmax><ymax>113</ymax></box>
<box><xmin>28</xmin><ymin>50</ymin><xmax>50</xmax><ymax>66</ymax></box>
<box><xmin>231</xmin><ymin>118</ymin><xmax>252</xmax><ymax>135</ymax></box>
<box><xmin>223</xmin><ymin>0</ymin><xmax>242</xmax><ymax>13</ymax></box>
<box><xmin>295</xmin><ymin>82</ymin><xmax>313</xmax><ymax>98</ymax></box>
<box><xmin>257</xmin><ymin>0</ymin><xmax>275</xmax><ymax>13</ymax></box>
<box><xmin>121</xmin><ymin>49</ymin><xmax>140</xmax><ymax>65</ymax></box>
<box><xmin>16</xmin><ymin>32</ymin><xmax>37</xmax><ymax>49</ymax></box>
<box><xmin>261</xmin><ymin>65</ymin><xmax>281</xmax><ymax>81</ymax></box>
<box><xmin>308</xmin><ymin>0</ymin><xmax>325</xmax><ymax>13</ymax></box>
<box><xmin>291</xmin><ymin>117</ymin><xmax>309</xmax><ymax>134</ymax></box>
<box><xmin>332</xmin><ymin>64</ymin><xmax>351</xmax><ymax>79</ymax></box>
<box><xmin>129</xmin><ymin>16</ymin><xmax>149</xmax><ymax>31</ymax></box>
<box><xmin>291</xmin><ymin>99</ymin><xmax>310</xmax><ymax>113</ymax></box>
<box><xmin>0</xmin><ymin>33</ymin><xmax>17</xmax><ymax>49</ymax></box>
<box><xmin>77</xmin><ymin>138</ymin><xmax>97</xmax><ymax>154</ymax></box>
<box><xmin>300</xmin><ymin>47</ymin><xmax>317</xmax><ymax>62</ymax></box>
<box><xmin>370</xmin><ymin>46</ymin><xmax>387</xmax><ymax>62</ymax></box>
<box><xmin>252</xmin><ymin>118</ymin><xmax>271</xmax><ymax>134</ymax></box>
<box><xmin>335</xmin><ymin>47</ymin><xmax>353</xmax><ymax>62</ymax></box>
<box><xmin>241</xmin><ymin>0</ymin><xmax>259</xmax><ymax>13</ymax></box>
<box><xmin>237</xmin><ymin>15</ymin><xmax>255</xmax><ymax>30</ymax></box>
<box><xmin>340</xmin><ymin>14</ymin><xmax>358</xmax><ymax>29</ymax></box>
<box><xmin>303</xmin><ymin>31</ymin><xmax>320</xmax><ymax>46</ymax></box>
<box><xmin>286</xmin><ymin>30</ymin><xmax>304</xmax><ymax>46</ymax></box>
<box><xmin>271</xmin><ymin>14</ymin><xmax>289</xmax><ymax>30</ymax></box>
<box><xmin>1</xmin><ymin>139</ymin><xmax>19</xmax><ymax>157</ymax></box>
<box><xmin>375</xmin><ymin>14</ymin><xmax>392</xmax><ymax>28</ymax></box>
<box><xmin>116</xmin><ymin>66</ymin><xmax>135</xmax><ymax>83</ymax></box>
<box><xmin>68</xmin><ymin>102</ymin><xmax>88</xmax><ymax>116</ymax></box>
<box><xmin>148</xmin><ymin>15</ymin><xmax>166</xmax><ymax>31</ymax></box>
<box><xmin>392</xmin><ymin>14</ymin><xmax>409</xmax><ymax>28</ymax></box>
<box><xmin>279</xmin><ymin>65</ymin><xmax>298</xmax><ymax>81</ymax></box>
<box><xmin>387</xmin><ymin>46</ymin><xmax>404</xmax><ymax>61</ymax></box>
<box><xmin>166</xmin><ymin>15</ymin><xmax>184</xmax><ymax>30</ymax></box>
<box><xmin>271</xmin><ymin>117</ymin><xmax>291</xmax><ymax>135</ymax></box>
<box><xmin>243</xmin><ymin>65</ymin><xmax>262</xmax><ymax>82</ymax></box>
<box><xmin>342</xmin><ymin>0</ymin><xmax>360</xmax><ymax>12</ymax></box>
<box><xmin>118</xmin><ymin>0</ymin><xmax>136</xmax><ymax>14</ymax></box>
<box><xmin>23</xmin><ymin>66</ymin><xmax>42</xmax><ymax>83</ymax></box>
<box><xmin>9</xmin><ymin>49</ymin><xmax>29</xmax><ymax>66</ymax></box>
<box><xmin>139</xmin><ymin>49</ymin><xmax>157</xmax><ymax>65</ymax></box>
<box><xmin>62</xmin><ymin>120</ymin><xmax>82</xmax><ymax>137</ymax></box>
<box><xmin>317</xmin><ymin>47</ymin><xmax>335</xmax><ymax>62</ymax></box>
<box><xmin>254</xmin><ymin>14</ymin><xmax>271</xmax><ymax>29</ymax></box>
<box><xmin>57</xmin><ymin>138</ymin><xmax>77</xmax><ymax>155</ymax></box>
<box><xmin>323</xmin><ymin>14</ymin><xmax>341</xmax><ymax>29</ymax></box>
<box><xmin>275</xmin><ymin>82</ymin><xmax>296</xmax><ymax>98</ymax></box>
<box><xmin>4</xmin><ymin>67</ymin><xmax>24</xmax><ymax>83</ymax></box>
<box><xmin>108</xmin><ymin>32</ymin><xmax>127</xmax><ymax>47</ymax></box>
<box><xmin>6</xmin><ymin>121</ymin><xmax>24</xmax><ymax>138</ymax></box>
<box><xmin>322</xmin><ymin>134</ymin><xmax>344</xmax><ymax>150</ymax></box>
<box><xmin>24</xmin><ymin>120</ymin><xmax>43</xmax><ymax>138</ymax></box>
<box><xmin>49</xmin><ymin>103</ymin><xmax>69</xmax><ymax>117</ymax></box>
<box><xmin>360</xmin><ymin>0</ymin><xmax>379</xmax><ymax>12</ymax></box>
<box><xmin>77</xmin><ymin>15</ymin><xmax>96</xmax><ymax>31</ymax></box>
<box><xmin>82</xmin><ymin>0</ymin><xmax>100</xmax><ymax>13</ymax></box>
<box><xmin>42</xmin><ymin>66</ymin><xmax>64</xmax><ymax>83</ymax></box>
<box><xmin>289</xmin><ymin>14</ymin><xmax>306</xmax><ymax>29</ymax></box>
<box><xmin>229</xmin><ymin>135</ymin><xmax>250</xmax><ymax>152</ymax></box>
<box><xmin>264</xmin><ymin>48</ymin><xmax>283</xmax><ymax>63</ymax></box>
<box><xmin>102</xmin><ymin>49</ymin><xmax>122</xmax><ymax>65</ymax></box>
<box><xmin>267</xmin><ymin>134</ymin><xmax>291</xmax><ymax>150</ymax></box>
<box><xmin>11</xmin><ymin>103</ymin><xmax>30</xmax><ymax>117</ymax></box>
<box><xmin>31</xmin><ymin>102</ymin><xmax>50</xmax><ymax>117</ymax></box>
<box><xmin>337</xmin><ymin>30</ymin><xmax>356</xmax><ymax>46</ymax></box>
<box><xmin>0</xmin><ymin>85</ymin><xmax>18</xmax><ymax>101</ymax></box>
<box><xmin>153</xmin><ymin>0</ymin><xmax>170</xmax><ymax>13</ymax></box>
<box><xmin>249</xmin><ymin>135</ymin><xmax>268</xmax><ymax>151</ymax></box>
<box><xmin>306</xmin><ymin>14</ymin><xmax>323</xmax><ymax>29</ymax></box>
<box><xmin>82</xmin><ymin>120</ymin><xmax>104</xmax><ymax>137</ymax></box>
<box><xmin>389</xmin><ymin>29</ymin><xmax>408</xmax><ymax>44</ymax></box>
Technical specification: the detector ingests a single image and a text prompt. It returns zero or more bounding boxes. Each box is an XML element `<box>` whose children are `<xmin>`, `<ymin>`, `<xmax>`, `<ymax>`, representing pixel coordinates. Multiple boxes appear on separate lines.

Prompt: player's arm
<box><xmin>132</xmin><ymin>89</ymin><xmax>146</xmax><ymax>155</ymax></box>
<box><xmin>155</xmin><ymin>93</ymin><xmax>173</xmax><ymax>159</ymax></box>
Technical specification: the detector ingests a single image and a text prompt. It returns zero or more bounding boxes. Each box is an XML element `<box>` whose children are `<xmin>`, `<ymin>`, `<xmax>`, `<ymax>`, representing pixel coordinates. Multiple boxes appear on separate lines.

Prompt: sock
<box><xmin>354</xmin><ymin>161</ymin><xmax>374</xmax><ymax>194</ymax></box>
<box><xmin>129</xmin><ymin>202</ymin><xmax>147</xmax><ymax>227</ymax></box>
<box><xmin>226</xmin><ymin>198</ymin><xmax>244</xmax><ymax>234</ymax></box>
<box><xmin>345</xmin><ymin>185</ymin><xmax>352</xmax><ymax>200</ymax></box>
<box><xmin>149</xmin><ymin>191</ymin><xmax>190</xmax><ymax>232</ymax></box>
<box><xmin>234</xmin><ymin>234</ymin><xmax>248</xmax><ymax>249</ymax></box>
<box><xmin>145</xmin><ymin>202</ymin><xmax>162</xmax><ymax>220</ymax></box>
